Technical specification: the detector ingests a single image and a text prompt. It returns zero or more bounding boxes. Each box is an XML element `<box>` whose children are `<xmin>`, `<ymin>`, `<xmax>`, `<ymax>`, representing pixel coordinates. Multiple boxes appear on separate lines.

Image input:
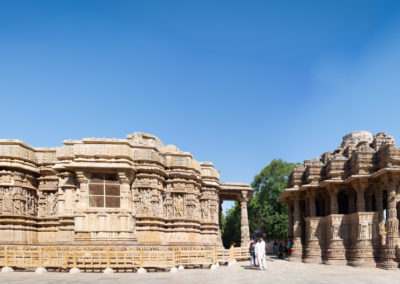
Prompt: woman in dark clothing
<box><xmin>249</xmin><ymin>242</ymin><xmax>256</xmax><ymax>268</ymax></box>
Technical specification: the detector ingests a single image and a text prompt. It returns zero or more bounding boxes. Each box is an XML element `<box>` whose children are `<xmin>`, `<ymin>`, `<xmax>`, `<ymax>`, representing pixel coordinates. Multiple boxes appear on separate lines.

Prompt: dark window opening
<box><xmin>88</xmin><ymin>173</ymin><xmax>120</xmax><ymax>208</ymax></box>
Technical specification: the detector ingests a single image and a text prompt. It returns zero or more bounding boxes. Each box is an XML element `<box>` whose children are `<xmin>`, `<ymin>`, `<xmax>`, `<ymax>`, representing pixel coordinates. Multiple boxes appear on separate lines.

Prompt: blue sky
<box><xmin>1</xmin><ymin>1</ymin><xmax>400</xmax><ymax>213</ymax></box>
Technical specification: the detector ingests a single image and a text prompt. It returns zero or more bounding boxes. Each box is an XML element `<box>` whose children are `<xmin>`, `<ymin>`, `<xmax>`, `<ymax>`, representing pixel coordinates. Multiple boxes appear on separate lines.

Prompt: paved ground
<box><xmin>1</xmin><ymin>259</ymin><xmax>400</xmax><ymax>284</ymax></box>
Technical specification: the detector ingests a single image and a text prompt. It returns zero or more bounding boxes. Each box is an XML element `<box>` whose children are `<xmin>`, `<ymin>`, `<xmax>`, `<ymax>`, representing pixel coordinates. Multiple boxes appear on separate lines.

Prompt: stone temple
<box><xmin>279</xmin><ymin>131</ymin><xmax>400</xmax><ymax>269</ymax></box>
<box><xmin>0</xmin><ymin>133</ymin><xmax>252</xmax><ymax>247</ymax></box>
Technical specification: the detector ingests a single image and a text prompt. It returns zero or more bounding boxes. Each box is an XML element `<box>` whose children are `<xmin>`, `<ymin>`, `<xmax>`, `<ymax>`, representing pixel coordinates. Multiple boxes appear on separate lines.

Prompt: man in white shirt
<box><xmin>255</xmin><ymin>237</ymin><xmax>266</xmax><ymax>270</ymax></box>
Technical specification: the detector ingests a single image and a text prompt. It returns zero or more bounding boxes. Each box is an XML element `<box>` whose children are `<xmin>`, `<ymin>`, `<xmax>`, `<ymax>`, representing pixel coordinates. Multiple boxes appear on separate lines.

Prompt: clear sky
<box><xmin>2</xmin><ymin>1</ymin><xmax>400</xmax><ymax>213</ymax></box>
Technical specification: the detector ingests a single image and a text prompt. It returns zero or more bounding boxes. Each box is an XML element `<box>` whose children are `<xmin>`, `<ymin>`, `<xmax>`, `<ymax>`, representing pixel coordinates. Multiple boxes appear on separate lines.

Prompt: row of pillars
<box><xmin>288</xmin><ymin>179</ymin><xmax>399</xmax><ymax>269</ymax></box>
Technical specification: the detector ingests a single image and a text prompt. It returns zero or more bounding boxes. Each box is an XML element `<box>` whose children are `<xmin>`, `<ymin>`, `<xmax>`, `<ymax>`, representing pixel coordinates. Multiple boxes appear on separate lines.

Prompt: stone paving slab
<box><xmin>1</xmin><ymin>260</ymin><xmax>400</xmax><ymax>284</ymax></box>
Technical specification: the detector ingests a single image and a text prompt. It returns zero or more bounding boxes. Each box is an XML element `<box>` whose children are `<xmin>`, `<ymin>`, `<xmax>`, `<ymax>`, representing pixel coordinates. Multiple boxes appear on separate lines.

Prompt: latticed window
<box><xmin>88</xmin><ymin>174</ymin><xmax>120</xmax><ymax>208</ymax></box>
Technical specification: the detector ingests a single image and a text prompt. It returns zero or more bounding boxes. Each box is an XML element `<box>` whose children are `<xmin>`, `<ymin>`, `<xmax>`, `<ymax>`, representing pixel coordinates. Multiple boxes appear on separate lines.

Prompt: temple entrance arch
<box><xmin>219</xmin><ymin>183</ymin><xmax>253</xmax><ymax>247</ymax></box>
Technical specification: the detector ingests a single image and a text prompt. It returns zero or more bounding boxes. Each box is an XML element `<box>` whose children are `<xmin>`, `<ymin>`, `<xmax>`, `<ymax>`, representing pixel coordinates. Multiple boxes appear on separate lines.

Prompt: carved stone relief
<box><xmin>174</xmin><ymin>194</ymin><xmax>184</xmax><ymax>218</ymax></box>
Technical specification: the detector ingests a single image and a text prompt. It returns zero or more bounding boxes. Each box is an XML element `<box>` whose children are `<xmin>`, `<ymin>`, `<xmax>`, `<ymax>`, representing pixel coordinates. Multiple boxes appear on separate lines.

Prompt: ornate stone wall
<box><xmin>279</xmin><ymin>131</ymin><xmax>400</xmax><ymax>269</ymax></box>
<box><xmin>0</xmin><ymin>133</ymin><xmax>252</xmax><ymax>247</ymax></box>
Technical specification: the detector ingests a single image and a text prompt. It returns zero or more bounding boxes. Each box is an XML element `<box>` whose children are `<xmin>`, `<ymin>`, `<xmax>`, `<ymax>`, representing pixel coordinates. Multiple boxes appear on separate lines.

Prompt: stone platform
<box><xmin>1</xmin><ymin>260</ymin><xmax>400</xmax><ymax>284</ymax></box>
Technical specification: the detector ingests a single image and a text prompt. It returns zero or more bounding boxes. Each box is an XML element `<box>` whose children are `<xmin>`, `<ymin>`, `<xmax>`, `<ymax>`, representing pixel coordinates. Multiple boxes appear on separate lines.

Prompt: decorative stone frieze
<box><xmin>0</xmin><ymin>132</ymin><xmax>252</xmax><ymax>248</ymax></box>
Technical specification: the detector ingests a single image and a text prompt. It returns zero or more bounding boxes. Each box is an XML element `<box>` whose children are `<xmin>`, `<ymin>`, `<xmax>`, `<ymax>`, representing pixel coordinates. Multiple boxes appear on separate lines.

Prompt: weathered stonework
<box><xmin>279</xmin><ymin>131</ymin><xmax>400</xmax><ymax>269</ymax></box>
<box><xmin>0</xmin><ymin>133</ymin><xmax>252</xmax><ymax>247</ymax></box>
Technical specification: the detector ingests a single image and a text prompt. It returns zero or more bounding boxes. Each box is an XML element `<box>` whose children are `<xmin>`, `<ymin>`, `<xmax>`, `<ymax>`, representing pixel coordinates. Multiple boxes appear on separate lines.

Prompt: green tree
<box><xmin>221</xmin><ymin>203</ymin><xmax>241</xmax><ymax>248</ymax></box>
<box><xmin>221</xmin><ymin>159</ymin><xmax>296</xmax><ymax>247</ymax></box>
<box><xmin>250</xmin><ymin>159</ymin><xmax>296</xmax><ymax>240</ymax></box>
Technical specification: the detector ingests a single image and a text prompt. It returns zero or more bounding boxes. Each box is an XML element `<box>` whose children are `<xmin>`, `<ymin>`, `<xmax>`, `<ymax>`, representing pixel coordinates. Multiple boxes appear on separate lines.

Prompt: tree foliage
<box><xmin>250</xmin><ymin>159</ymin><xmax>297</xmax><ymax>240</ymax></box>
<box><xmin>221</xmin><ymin>159</ymin><xmax>296</xmax><ymax>247</ymax></box>
<box><xmin>221</xmin><ymin>203</ymin><xmax>241</xmax><ymax>248</ymax></box>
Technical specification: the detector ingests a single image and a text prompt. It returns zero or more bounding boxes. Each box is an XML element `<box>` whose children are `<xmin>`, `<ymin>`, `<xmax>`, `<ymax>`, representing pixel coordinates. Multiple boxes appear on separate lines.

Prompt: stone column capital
<box><xmin>117</xmin><ymin>171</ymin><xmax>135</xmax><ymax>184</ymax></box>
<box><xmin>291</xmin><ymin>191</ymin><xmax>302</xmax><ymax>201</ymax></box>
<box><xmin>75</xmin><ymin>171</ymin><xmax>89</xmax><ymax>183</ymax></box>
<box><xmin>352</xmin><ymin>179</ymin><xmax>369</xmax><ymax>193</ymax></box>
<box><xmin>327</xmin><ymin>184</ymin><xmax>339</xmax><ymax>214</ymax></box>
<box><xmin>57</xmin><ymin>171</ymin><xmax>76</xmax><ymax>189</ymax></box>
<box><xmin>239</xmin><ymin>191</ymin><xmax>249</xmax><ymax>203</ymax></box>
<box><xmin>306</xmin><ymin>189</ymin><xmax>317</xmax><ymax>199</ymax></box>
<box><xmin>381</xmin><ymin>174</ymin><xmax>397</xmax><ymax>188</ymax></box>
<box><xmin>327</xmin><ymin>184</ymin><xmax>340</xmax><ymax>196</ymax></box>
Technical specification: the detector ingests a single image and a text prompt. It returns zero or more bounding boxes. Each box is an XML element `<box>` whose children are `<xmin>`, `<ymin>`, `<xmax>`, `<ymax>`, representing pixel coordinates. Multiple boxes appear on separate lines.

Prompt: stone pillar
<box><xmin>329</xmin><ymin>187</ymin><xmax>339</xmax><ymax>214</ymax></box>
<box><xmin>375</xmin><ymin>189</ymin><xmax>383</xmax><ymax>220</ymax></box>
<box><xmin>218</xmin><ymin>199</ymin><xmax>223</xmax><ymax>246</ymax></box>
<box><xmin>324</xmin><ymin>196</ymin><xmax>330</xmax><ymax>216</ymax></box>
<box><xmin>309</xmin><ymin>194</ymin><xmax>316</xmax><ymax>217</ymax></box>
<box><xmin>117</xmin><ymin>172</ymin><xmax>134</xmax><ymax>210</ymax></box>
<box><xmin>74</xmin><ymin>171</ymin><xmax>89</xmax><ymax>237</ymax></box>
<box><xmin>356</xmin><ymin>181</ymin><xmax>367</xmax><ymax>213</ymax></box>
<box><xmin>290</xmin><ymin>197</ymin><xmax>303</xmax><ymax>261</ymax></box>
<box><xmin>349</xmin><ymin>180</ymin><xmax>372</xmax><ymax>267</ymax></box>
<box><xmin>240</xmin><ymin>191</ymin><xmax>250</xmax><ymax>247</ymax></box>
<box><xmin>288</xmin><ymin>201</ymin><xmax>294</xmax><ymax>239</ymax></box>
<box><xmin>304</xmin><ymin>198</ymin><xmax>309</xmax><ymax>218</ymax></box>
<box><xmin>57</xmin><ymin>171</ymin><xmax>77</xmax><ymax>216</ymax></box>
<box><xmin>348</xmin><ymin>194</ymin><xmax>356</xmax><ymax>214</ymax></box>
<box><xmin>75</xmin><ymin>171</ymin><xmax>89</xmax><ymax>210</ymax></box>
<box><xmin>365</xmin><ymin>191</ymin><xmax>373</xmax><ymax>212</ymax></box>
<box><xmin>304</xmin><ymin>191</ymin><xmax>322</xmax><ymax>263</ymax></box>
<box><xmin>325</xmin><ymin>185</ymin><xmax>346</xmax><ymax>265</ymax></box>
<box><xmin>375</xmin><ymin>189</ymin><xmax>385</xmax><ymax>247</ymax></box>
<box><xmin>380</xmin><ymin>182</ymin><xmax>399</xmax><ymax>269</ymax></box>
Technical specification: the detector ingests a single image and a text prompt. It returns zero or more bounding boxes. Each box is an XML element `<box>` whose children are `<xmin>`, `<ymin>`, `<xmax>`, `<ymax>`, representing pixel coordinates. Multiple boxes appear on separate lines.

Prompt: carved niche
<box><xmin>174</xmin><ymin>194</ymin><xmax>185</xmax><ymax>218</ymax></box>
<box><xmin>12</xmin><ymin>188</ymin><xmax>26</xmax><ymax>215</ymax></box>
<box><xmin>163</xmin><ymin>192</ymin><xmax>173</xmax><ymax>218</ymax></box>
<box><xmin>39</xmin><ymin>191</ymin><xmax>58</xmax><ymax>217</ymax></box>
<box><xmin>24</xmin><ymin>189</ymin><xmax>36</xmax><ymax>216</ymax></box>
<box><xmin>1</xmin><ymin>187</ymin><xmax>13</xmax><ymax>214</ymax></box>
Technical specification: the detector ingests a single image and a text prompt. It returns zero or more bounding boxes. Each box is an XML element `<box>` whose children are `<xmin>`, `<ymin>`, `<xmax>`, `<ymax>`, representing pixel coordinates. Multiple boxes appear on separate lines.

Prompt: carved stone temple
<box><xmin>279</xmin><ymin>131</ymin><xmax>400</xmax><ymax>269</ymax></box>
<box><xmin>0</xmin><ymin>133</ymin><xmax>252</xmax><ymax>247</ymax></box>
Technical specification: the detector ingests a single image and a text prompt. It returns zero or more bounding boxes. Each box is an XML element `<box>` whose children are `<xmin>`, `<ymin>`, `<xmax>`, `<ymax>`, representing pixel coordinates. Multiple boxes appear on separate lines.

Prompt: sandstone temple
<box><xmin>279</xmin><ymin>131</ymin><xmax>400</xmax><ymax>269</ymax></box>
<box><xmin>0</xmin><ymin>133</ymin><xmax>252</xmax><ymax>248</ymax></box>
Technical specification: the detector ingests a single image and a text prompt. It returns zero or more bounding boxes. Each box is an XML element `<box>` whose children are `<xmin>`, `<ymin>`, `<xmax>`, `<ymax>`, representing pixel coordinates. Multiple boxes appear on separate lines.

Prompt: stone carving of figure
<box><xmin>359</xmin><ymin>223</ymin><xmax>368</xmax><ymax>239</ymax></box>
<box><xmin>379</xmin><ymin>221</ymin><xmax>386</xmax><ymax>236</ymax></box>
<box><xmin>309</xmin><ymin>226</ymin><xmax>316</xmax><ymax>240</ymax></box>
<box><xmin>151</xmin><ymin>190</ymin><xmax>162</xmax><ymax>217</ymax></box>
<box><xmin>0</xmin><ymin>189</ymin><xmax>3</xmax><ymax>214</ymax></box>
<box><xmin>201</xmin><ymin>201</ymin><xmax>209</xmax><ymax>221</ymax></box>
<box><xmin>210</xmin><ymin>204</ymin><xmax>217</xmax><ymax>223</ymax></box>
<box><xmin>158</xmin><ymin>192</ymin><xmax>165</xmax><ymax>216</ymax></box>
<box><xmin>141</xmin><ymin>190</ymin><xmax>151</xmax><ymax>215</ymax></box>
<box><xmin>331</xmin><ymin>226</ymin><xmax>339</xmax><ymax>239</ymax></box>
<box><xmin>194</xmin><ymin>200</ymin><xmax>200</xmax><ymax>220</ymax></box>
<box><xmin>14</xmin><ymin>200</ymin><xmax>23</xmax><ymax>215</ymax></box>
<box><xmin>174</xmin><ymin>195</ymin><xmax>184</xmax><ymax>217</ymax></box>
<box><xmin>187</xmin><ymin>205</ymin><xmax>194</xmax><ymax>219</ymax></box>
<box><xmin>163</xmin><ymin>193</ymin><xmax>173</xmax><ymax>218</ymax></box>
<box><xmin>47</xmin><ymin>193</ymin><xmax>57</xmax><ymax>215</ymax></box>
<box><xmin>26</xmin><ymin>192</ymin><xmax>35</xmax><ymax>215</ymax></box>
<box><xmin>2</xmin><ymin>189</ymin><xmax>12</xmax><ymax>213</ymax></box>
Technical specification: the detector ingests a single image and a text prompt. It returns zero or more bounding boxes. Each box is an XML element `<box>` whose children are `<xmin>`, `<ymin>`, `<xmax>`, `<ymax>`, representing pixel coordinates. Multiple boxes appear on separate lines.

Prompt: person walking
<box><xmin>287</xmin><ymin>238</ymin><xmax>292</xmax><ymax>256</ymax></box>
<box><xmin>255</xmin><ymin>237</ymin><xmax>267</xmax><ymax>270</ymax></box>
<box><xmin>249</xmin><ymin>241</ymin><xmax>256</xmax><ymax>268</ymax></box>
